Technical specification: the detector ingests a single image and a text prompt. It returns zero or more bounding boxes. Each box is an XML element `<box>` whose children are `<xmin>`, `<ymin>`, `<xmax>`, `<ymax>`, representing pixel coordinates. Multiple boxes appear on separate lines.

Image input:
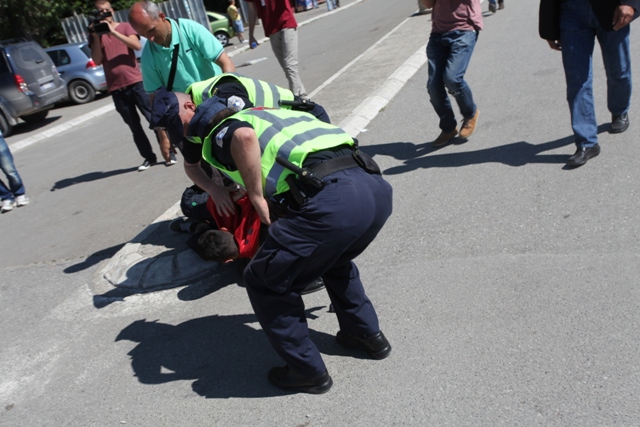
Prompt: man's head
<box><xmin>95</xmin><ymin>0</ymin><xmax>115</xmax><ymax>23</ymax></box>
<box><xmin>190</xmin><ymin>229</ymin><xmax>239</xmax><ymax>262</ymax></box>
<box><xmin>150</xmin><ymin>87</ymin><xmax>231</xmax><ymax>145</ymax></box>
<box><xmin>129</xmin><ymin>1</ymin><xmax>172</xmax><ymax>47</ymax></box>
<box><xmin>149</xmin><ymin>87</ymin><xmax>197</xmax><ymax>145</ymax></box>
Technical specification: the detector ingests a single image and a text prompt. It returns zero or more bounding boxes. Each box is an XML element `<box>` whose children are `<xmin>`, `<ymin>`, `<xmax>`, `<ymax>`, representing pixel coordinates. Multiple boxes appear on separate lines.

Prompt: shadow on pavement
<box><xmin>50</xmin><ymin>167</ymin><xmax>139</xmax><ymax>191</ymax></box>
<box><xmin>115</xmin><ymin>305</ymin><xmax>354</xmax><ymax>398</ymax></box>
<box><xmin>363</xmin><ymin>126</ymin><xmax>610</xmax><ymax>175</ymax></box>
<box><xmin>64</xmin><ymin>242</ymin><xmax>126</xmax><ymax>275</ymax></box>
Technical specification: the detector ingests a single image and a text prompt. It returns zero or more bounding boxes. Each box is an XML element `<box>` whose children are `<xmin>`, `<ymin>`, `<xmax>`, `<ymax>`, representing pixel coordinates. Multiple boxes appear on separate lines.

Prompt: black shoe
<box><xmin>138</xmin><ymin>159</ymin><xmax>154</xmax><ymax>171</ymax></box>
<box><xmin>267</xmin><ymin>365</ymin><xmax>333</xmax><ymax>394</ymax></box>
<box><xmin>610</xmin><ymin>113</ymin><xmax>629</xmax><ymax>133</ymax></box>
<box><xmin>336</xmin><ymin>330</ymin><xmax>391</xmax><ymax>359</ymax></box>
<box><xmin>566</xmin><ymin>144</ymin><xmax>601</xmax><ymax>167</ymax></box>
<box><xmin>300</xmin><ymin>277</ymin><xmax>325</xmax><ymax>295</ymax></box>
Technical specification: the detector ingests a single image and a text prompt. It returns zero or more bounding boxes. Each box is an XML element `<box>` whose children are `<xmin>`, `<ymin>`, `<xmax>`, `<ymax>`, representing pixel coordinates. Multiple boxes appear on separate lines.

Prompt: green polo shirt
<box><xmin>141</xmin><ymin>18</ymin><xmax>224</xmax><ymax>93</ymax></box>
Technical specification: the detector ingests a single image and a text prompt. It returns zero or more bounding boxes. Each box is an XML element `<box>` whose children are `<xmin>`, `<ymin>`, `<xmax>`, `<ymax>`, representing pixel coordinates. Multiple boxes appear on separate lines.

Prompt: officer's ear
<box><xmin>184</xmin><ymin>100</ymin><xmax>197</xmax><ymax>112</ymax></box>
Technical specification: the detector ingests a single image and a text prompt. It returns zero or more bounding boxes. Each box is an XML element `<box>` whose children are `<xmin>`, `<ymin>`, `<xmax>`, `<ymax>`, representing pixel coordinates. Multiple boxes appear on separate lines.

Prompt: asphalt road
<box><xmin>2</xmin><ymin>0</ymin><xmax>640</xmax><ymax>425</ymax></box>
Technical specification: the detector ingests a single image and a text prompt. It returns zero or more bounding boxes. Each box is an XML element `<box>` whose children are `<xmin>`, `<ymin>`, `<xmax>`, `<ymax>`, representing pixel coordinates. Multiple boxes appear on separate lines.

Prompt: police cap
<box><xmin>149</xmin><ymin>87</ymin><xmax>184</xmax><ymax>146</ymax></box>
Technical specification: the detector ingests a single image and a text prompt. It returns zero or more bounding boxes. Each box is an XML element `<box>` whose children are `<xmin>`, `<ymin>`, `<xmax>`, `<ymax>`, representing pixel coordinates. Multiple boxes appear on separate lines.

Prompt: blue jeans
<box><xmin>560</xmin><ymin>0</ymin><xmax>632</xmax><ymax>148</ymax></box>
<box><xmin>0</xmin><ymin>132</ymin><xmax>26</xmax><ymax>202</ymax></box>
<box><xmin>427</xmin><ymin>30</ymin><xmax>479</xmax><ymax>133</ymax></box>
<box><xmin>326</xmin><ymin>0</ymin><xmax>337</xmax><ymax>11</ymax></box>
<box><xmin>111</xmin><ymin>81</ymin><xmax>158</xmax><ymax>162</ymax></box>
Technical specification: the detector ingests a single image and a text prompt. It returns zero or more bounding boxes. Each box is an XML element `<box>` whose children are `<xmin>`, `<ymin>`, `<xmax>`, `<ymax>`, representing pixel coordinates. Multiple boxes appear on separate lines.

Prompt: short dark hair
<box><xmin>193</xmin><ymin>229</ymin><xmax>239</xmax><ymax>262</ymax></box>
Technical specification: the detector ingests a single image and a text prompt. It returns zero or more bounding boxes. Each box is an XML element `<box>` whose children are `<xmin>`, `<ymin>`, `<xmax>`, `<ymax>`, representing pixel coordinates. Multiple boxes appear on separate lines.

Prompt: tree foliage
<box><xmin>0</xmin><ymin>0</ymin><xmax>140</xmax><ymax>47</ymax></box>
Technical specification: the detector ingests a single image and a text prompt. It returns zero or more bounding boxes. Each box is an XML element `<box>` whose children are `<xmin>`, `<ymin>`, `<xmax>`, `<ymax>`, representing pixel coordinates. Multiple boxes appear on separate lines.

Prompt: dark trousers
<box><xmin>111</xmin><ymin>81</ymin><xmax>157</xmax><ymax>162</ymax></box>
<box><xmin>244</xmin><ymin>167</ymin><xmax>393</xmax><ymax>376</ymax></box>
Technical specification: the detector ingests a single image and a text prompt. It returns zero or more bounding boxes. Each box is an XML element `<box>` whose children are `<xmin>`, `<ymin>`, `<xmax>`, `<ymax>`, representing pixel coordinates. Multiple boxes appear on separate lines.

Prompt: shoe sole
<box><xmin>609</xmin><ymin>123</ymin><xmax>629</xmax><ymax>134</ymax></box>
<box><xmin>336</xmin><ymin>333</ymin><xmax>392</xmax><ymax>360</ymax></box>
<box><xmin>268</xmin><ymin>375</ymin><xmax>333</xmax><ymax>394</ymax></box>
<box><xmin>566</xmin><ymin>149</ymin><xmax>600</xmax><ymax>167</ymax></box>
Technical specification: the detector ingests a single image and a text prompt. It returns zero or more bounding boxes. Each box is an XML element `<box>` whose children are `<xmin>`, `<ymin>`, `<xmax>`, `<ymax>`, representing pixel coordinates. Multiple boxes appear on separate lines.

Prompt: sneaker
<box><xmin>138</xmin><ymin>159</ymin><xmax>153</xmax><ymax>171</ymax></box>
<box><xmin>432</xmin><ymin>128</ymin><xmax>458</xmax><ymax>147</ymax></box>
<box><xmin>15</xmin><ymin>195</ymin><xmax>29</xmax><ymax>207</ymax></box>
<box><xmin>169</xmin><ymin>217</ymin><xmax>194</xmax><ymax>233</ymax></box>
<box><xmin>166</xmin><ymin>152</ymin><xmax>177</xmax><ymax>166</ymax></box>
<box><xmin>459</xmin><ymin>109</ymin><xmax>479</xmax><ymax>139</ymax></box>
<box><xmin>489</xmin><ymin>2</ymin><xmax>497</xmax><ymax>12</ymax></box>
<box><xmin>1</xmin><ymin>199</ymin><xmax>16</xmax><ymax>213</ymax></box>
<box><xmin>498</xmin><ymin>1</ymin><xmax>504</xmax><ymax>9</ymax></box>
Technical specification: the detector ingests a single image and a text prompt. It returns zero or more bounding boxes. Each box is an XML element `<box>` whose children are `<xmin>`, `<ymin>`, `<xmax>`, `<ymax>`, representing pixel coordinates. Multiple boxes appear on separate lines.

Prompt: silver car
<box><xmin>45</xmin><ymin>42</ymin><xmax>107</xmax><ymax>105</ymax></box>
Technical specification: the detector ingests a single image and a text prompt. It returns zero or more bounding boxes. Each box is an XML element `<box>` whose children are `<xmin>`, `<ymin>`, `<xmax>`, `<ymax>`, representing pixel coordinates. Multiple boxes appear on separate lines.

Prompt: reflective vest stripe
<box><xmin>202</xmin><ymin>108</ymin><xmax>353</xmax><ymax>198</ymax></box>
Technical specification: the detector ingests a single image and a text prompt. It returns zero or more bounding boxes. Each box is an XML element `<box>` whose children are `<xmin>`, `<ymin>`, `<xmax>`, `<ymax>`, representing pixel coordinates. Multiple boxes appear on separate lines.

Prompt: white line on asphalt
<box><xmin>10</xmin><ymin>104</ymin><xmax>115</xmax><ymax>153</ymax></box>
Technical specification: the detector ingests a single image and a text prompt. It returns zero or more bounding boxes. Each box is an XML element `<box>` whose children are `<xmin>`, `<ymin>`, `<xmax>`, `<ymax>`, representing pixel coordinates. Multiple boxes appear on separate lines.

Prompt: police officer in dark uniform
<box><xmin>151</xmin><ymin>92</ymin><xmax>393</xmax><ymax>394</ymax></box>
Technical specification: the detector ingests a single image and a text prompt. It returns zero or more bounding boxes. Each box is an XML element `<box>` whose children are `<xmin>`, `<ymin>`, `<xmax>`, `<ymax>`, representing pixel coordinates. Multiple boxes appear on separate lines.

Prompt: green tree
<box><xmin>0</xmin><ymin>0</ymin><xmax>141</xmax><ymax>47</ymax></box>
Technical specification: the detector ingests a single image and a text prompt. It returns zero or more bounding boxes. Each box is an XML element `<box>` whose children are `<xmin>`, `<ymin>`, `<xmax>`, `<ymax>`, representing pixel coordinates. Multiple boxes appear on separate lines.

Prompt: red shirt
<box><xmin>96</xmin><ymin>22</ymin><xmax>142</xmax><ymax>91</ymax></box>
<box><xmin>206</xmin><ymin>195</ymin><xmax>262</xmax><ymax>259</ymax></box>
<box><xmin>245</xmin><ymin>0</ymin><xmax>297</xmax><ymax>37</ymax></box>
<box><xmin>431</xmin><ymin>0</ymin><xmax>483</xmax><ymax>33</ymax></box>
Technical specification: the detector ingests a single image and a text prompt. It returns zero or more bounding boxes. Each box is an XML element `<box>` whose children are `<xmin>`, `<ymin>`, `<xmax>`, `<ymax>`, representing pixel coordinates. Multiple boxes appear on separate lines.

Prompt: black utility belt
<box><xmin>275</xmin><ymin>149</ymin><xmax>381</xmax><ymax>209</ymax></box>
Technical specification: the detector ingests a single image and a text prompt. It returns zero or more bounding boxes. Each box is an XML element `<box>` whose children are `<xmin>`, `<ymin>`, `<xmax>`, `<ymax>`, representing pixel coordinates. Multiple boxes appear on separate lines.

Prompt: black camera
<box><xmin>88</xmin><ymin>10</ymin><xmax>112</xmax><ymax>35</ymax></box>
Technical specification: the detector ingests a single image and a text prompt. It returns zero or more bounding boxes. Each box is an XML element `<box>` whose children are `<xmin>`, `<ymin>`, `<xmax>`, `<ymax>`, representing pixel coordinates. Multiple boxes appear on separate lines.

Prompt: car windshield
<box><xmin>80</xmin><ymin>44</ymin><xmax>91</xmax><ymax>58</ymax></box>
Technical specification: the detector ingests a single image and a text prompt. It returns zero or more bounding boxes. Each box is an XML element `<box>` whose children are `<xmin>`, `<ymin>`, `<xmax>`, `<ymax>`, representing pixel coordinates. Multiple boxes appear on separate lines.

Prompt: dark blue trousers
<box><xmin>111</xmin><ymin>81</ymin><xmax>157</xmax><ymax>162</ymax></box>
<box><xmin>244</xmin><ymin>167</ymin><xmax>393</xmax><ymax>376</ymax></box>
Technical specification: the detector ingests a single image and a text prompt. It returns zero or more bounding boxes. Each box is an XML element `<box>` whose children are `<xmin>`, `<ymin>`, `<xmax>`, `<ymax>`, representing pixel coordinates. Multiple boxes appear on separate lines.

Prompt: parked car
<box><xmin>45</xmin><ymin>42</ymin><xmax>107</xmax><ymax>105</ymax></box>
<box><xmin>207</xmin><ymin>11</ymin><xmax>236</xmax><ymax>47</ymax></box>
<box><xmin>0</xmin><ymin>38</ymin><xmax>67</xmax><ymax>136</ymax></box>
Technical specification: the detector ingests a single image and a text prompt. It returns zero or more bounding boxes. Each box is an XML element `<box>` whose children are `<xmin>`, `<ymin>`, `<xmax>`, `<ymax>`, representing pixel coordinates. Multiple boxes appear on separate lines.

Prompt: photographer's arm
<box><xmin>106</xmin><ymin>21</ymin><xmax>141</xmax><ymax>50</ymax></box>
<box><xmin>90</xmin><ymin>33</ymin><xmax>104</xmax><ymax>66</ymax></box>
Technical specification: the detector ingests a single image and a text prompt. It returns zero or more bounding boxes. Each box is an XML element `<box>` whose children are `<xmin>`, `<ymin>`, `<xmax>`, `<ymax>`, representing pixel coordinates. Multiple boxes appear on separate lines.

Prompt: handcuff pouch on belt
<box><xmin>274</xmin><ymin>139</ymin><xmax>382</xmax><ymax>209</ymax></box>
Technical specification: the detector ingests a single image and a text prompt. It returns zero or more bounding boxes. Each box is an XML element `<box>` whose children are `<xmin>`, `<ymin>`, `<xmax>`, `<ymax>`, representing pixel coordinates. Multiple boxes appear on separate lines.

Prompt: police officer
<box><xmin>169</xmin><ymin>72</ymin><xmax>330</xmax><ymax>148</ymax></box>
<box><xmin>150</xmin><ymin>91</ymin><xmax>393</xmax><ymax>394</ymax></box>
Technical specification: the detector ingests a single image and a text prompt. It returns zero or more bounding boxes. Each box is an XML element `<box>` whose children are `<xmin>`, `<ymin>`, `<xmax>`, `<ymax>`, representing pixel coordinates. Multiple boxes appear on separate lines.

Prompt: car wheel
<box><xmin>68</xmin><ymin>80</ymin><xmax>96</xmax><ymax>104</ymax></box>
<box><xmin>20</xmin><ymin>110</ymin><xmax>49</xmax><ymax>123</ymax></box>
<box><xmin>0</xmin><ymin>112</ymin><xmax>12</xmax><ymax>137</ymax></box>
<box><xmin>214</xmin><ymin>31</ymin><xmax>229</xmax><ymax>47</ymax></box>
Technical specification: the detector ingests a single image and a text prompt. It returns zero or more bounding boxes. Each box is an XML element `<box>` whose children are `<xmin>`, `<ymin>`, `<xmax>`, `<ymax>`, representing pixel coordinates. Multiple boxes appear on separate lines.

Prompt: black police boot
<box><xmin>336</xmin><ymin>330</ymin><xmax>392</xmax><ymax>359</ymax></box>
<box><xmin>300</xmin><ymin>277</ymin><xmax>325</xmax><ymax>295</ymax></box>
<box><xmin>268</xmin><ymin>365</ymin><xmax>333</xmax><ymax>394</ymax></box>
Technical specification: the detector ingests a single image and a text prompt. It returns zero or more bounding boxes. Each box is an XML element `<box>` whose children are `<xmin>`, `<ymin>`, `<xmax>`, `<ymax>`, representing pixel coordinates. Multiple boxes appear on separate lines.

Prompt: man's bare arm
<box><xmin>215</xmin><ymin>51</ymin><xmax>236</xmax><ymax>73</ymax></box>
<box><xmin>229</xmin><ymin>127</ymin><xmax>270</xmax><ymax>225</ymax></box>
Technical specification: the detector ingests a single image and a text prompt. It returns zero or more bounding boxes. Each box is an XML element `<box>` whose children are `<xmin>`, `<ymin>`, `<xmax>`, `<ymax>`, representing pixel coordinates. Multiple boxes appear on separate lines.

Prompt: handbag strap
<box><xmin>166</xmin><ymin>18</ymin><xmax>181</xmax><ymax>91</ymax></box>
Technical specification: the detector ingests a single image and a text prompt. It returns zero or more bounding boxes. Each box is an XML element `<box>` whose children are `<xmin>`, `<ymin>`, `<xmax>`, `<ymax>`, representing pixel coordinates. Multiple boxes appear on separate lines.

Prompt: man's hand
<box><xmin>613</xmin><ymin>5</ymin><xmax>635</xmax><ymax>30</ymax></box>
<box><xmin>546</xmin><ymin>39</ymin><xmax>561</xmax><ymax>51</ymax></box>
<box><xmin>249</xmin><ymin>194</ymin><xmax>271</xmax><ymax>225</ymax></box>
<box><xmin>423</xmin><ymin>0</ymin><xmax>435</xmax><ymax>9</ymax></box>
<box><xmin>207</xmin><ymin>183</ymin><xmax>236</xmax><ymax>217</ymax></box>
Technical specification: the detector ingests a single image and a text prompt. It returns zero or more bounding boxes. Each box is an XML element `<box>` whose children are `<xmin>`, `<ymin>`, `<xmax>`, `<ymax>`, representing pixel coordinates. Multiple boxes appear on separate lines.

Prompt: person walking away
<box><xmin>245</xmin><ymin>0</ymin><xmax>308</xmax><ymax>98</ymax></box>
<box><xmin>539</xmin><ymin>0</ymin><xmax>638</xmax><ymax>167</ymax></box>
<box><xmin>424</xmin><ymin>0</ymin><xmax>483</xmax><ymax>147</ymax></box>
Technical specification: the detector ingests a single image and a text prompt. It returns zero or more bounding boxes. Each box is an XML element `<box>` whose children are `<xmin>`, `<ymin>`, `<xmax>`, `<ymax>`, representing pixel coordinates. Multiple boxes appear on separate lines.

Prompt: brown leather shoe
<box><xmin>498</xmin><ymin>1</ymin><xmax>504</xmax><ymax>9</ymax></box>
<box><xmin>459</xmin><ymin>109</ymin><xmax>479</xmax><ymax>139</ymax></box>
<box><xmin>432</xmin><ymin>128</ymin><xmax>458</xmax><ymax>147</ymax></box>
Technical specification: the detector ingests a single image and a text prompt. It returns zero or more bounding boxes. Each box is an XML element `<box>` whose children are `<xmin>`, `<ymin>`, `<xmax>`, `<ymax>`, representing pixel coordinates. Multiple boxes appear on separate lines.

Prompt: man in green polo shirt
<box><xmin>128</xmin><ymin>1</ymin><xmax>236</xmax><ymax>165</ymax></box>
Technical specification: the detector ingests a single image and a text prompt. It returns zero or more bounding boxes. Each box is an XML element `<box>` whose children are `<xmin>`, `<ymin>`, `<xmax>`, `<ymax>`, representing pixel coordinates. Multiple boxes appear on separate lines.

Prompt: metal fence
<box><xmin>61</xmin><ymin>0</ymin><xmax>210</xmax><ymax>44</ymax></box>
